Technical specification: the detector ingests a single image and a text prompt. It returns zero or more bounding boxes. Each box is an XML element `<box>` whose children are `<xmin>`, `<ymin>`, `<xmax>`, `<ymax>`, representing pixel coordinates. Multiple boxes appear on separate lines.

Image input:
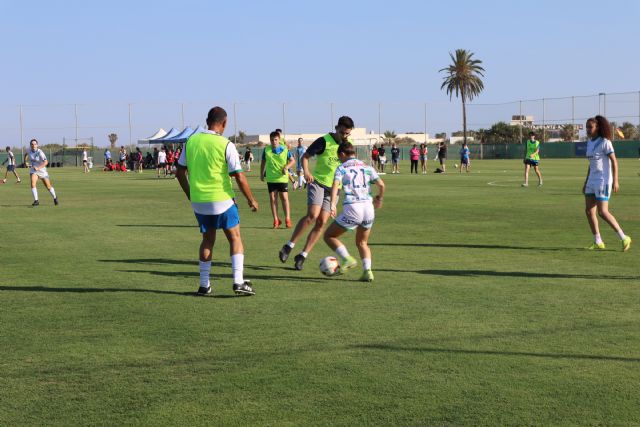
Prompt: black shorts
<box><xmin>267</xmin><ymin>182</ymin><xmax>288</xmax><ymax>193</ymax></box>
<box><xmin>523</xmin><ymin>159</ymin><xmax>539</xmax><ymax>167</ymax></box>
<box><xmin>82</xmin><ymin>160</ymin><xmax>88</xmax><ymax>164</ymax></box>
<box><xmin>158</xmin><ymin>162</ymin><xmax>167</xmax><ymax>168</ymax></box>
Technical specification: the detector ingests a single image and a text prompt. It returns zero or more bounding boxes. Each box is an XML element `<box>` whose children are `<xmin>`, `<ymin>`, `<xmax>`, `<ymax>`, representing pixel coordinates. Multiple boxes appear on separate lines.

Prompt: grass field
<box><xmin>1</xmin><ymin>159</ymin><xmax>639</xmax><ymax>426</ymax></box>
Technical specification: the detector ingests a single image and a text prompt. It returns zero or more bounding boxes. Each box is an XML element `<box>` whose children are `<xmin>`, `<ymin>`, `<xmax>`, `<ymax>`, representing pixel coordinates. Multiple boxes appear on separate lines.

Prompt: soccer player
<box><xmin>260</xmin><ymin>131</ymin><xmax>295</xmax><ymax>228</ymax></box>
<box><xmin>419</xmin><ymin>143</ymin><xmax>428</xmax><ymax>174</ymax></box>
<box><xmin>82</xmin><ymin>149</ymin><xmax>90</xmax><ymax>173</ymax></box>
<box><xmin>378</xmin><ymin>144</ymin><xmax>386</xmax><ymax>173</ymax></box>
<box><xmin>118</xmin><ymin>146</ymin><xmax>127</xmax><ymax>169</ymax></box>
<box><xmin>157</xmin><ymin>147</ymin><xmax>167</xmax><ymax>178</ymax></box>
<box><xmin>243</xmin><ymin>148</ymin><xmax>253</xmax><ymax>172</ymax></box>
<box><xmin>295</xmin><ymin>138</ymin><xmax>307</xmax><ymax>189</ymax></box>
<box><xmin>582</xmin><ymin>115</ymin><xmax>631</xmax><ymax>251</ymax></box>
<box><xmin>522</xmin><ymin>131</ymin><xmax>543</xmax><ymax>187</ymax></box>
<box><xmin>2</xmin><ymin>146</ymin><xmax>21</xmax><ymax>183</ymax></box>
<box><xmin>176</xmin><ymin>106</ymin><xmax>259</xmax><ymax>296</ymax></box>
<box><xmin>27</xmin><ymin>139</ymin><xmax>58</xmax><ymax>206</ymax></box>
<box><xmin>324</xmin><ymin>142</ymin><xmax>385</xmax><ymax>282</ymax></box>
<box><xmin>278</xmin><ymin>116</ymin><xmax>355</xmax><ymax>270</ymax></box>
<box><xmin>459</xmin><ymin>142</ymin><xmax>471</xmax><ymax>173</ymax></box>
<box><xmin>437</xmin><ymin>141</ymin><xmax>447</xmax><ymax>173</ymax></box>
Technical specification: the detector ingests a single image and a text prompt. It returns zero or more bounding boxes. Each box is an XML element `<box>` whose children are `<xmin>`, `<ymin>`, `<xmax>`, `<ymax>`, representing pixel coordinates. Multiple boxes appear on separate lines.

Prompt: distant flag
<box><xmin>615</xmin><ymin>128</ymin><xmax>625</xmax><ymax>139</ymax></box>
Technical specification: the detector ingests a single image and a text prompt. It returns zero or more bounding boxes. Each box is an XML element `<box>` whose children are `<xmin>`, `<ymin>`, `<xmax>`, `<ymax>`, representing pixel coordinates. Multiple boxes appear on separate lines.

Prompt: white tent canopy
<box><xmin>138</xmin><ymin>128</ymin><xmax>167</xmax><ymax>144</ymax></box>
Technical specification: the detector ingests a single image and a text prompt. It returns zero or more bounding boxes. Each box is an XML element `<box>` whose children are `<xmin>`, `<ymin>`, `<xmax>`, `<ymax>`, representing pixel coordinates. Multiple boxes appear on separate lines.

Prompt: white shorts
<box><xmin>31</xmin><ymin>169</ymin><xmax>50</xmax><ymax>180</ymax></box>
<box><xmin>336</xmin><ymin>202</ymin><xmax>375</xmax><ymax>230</ymax></box>
<box><xmin>585</xmin><ymin>180</ymin><xmax>612</xmax><ymax>201</ymax></box>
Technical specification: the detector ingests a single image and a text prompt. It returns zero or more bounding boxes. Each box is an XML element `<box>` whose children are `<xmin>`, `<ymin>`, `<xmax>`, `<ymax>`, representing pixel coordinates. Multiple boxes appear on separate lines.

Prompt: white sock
<box><xmin>335</xmin><ymin>245</ymin><xmax>350</xmax><ymax>259</ymax></box>
<box><xmin>199</xmin><ymin>261</ymin><xmax>211</xmax><ymax>288</ymax></box>
<box><xmin>594</xmin><ymin>234</ymin><xmax>603</xmax><ymax>244</ymax></box>
<box><xmin>300</xmin><ymin>251</ymin><xmax>308</xmax><ymax>258</ymax></box>
<box><xmin>49</xmin><ymin>187</ymin><xmax>57</xmax><ymax>199</ymax></box>
<box><xmin>31</xmin><ymin>188</ymin><xmax>38</xmax><ymax>201</ymax></box>
<box><xmin>231</xmin><ymin>253</ymin><xmax>244</xmax><ymax>284</ymax></box>
<box><xmin>362</xmin><ymin>258</ymin><xmax>372</xmax><ymax>271</ymax></box>
<box><xmin>616</xmin><ymin>229</ymin><xmax>627</xmax><ymax>240</ymax></box>
<box><xmin>286</xmin><ymin>241</ymin><xmax>295</xmax><ymax>249</ymax></box>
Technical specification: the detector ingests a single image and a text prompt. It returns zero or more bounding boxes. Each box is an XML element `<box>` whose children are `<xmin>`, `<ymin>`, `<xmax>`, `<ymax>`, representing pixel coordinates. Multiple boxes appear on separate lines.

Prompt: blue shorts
<box><xmin>524</xmin><ymin>159</ymin><xmax>539</xmax><ymax>167</ymax></box>
<box><xmin>194</xmin><ymin>204</ymin><xmax>240</xmax><ymax>233</ymax></box>
<box><xmin>585</xmin><ymin>181</ymin><xmax>612</xmax><ymax>202</ymax></box>
<box><xmin>7</xmin><ymin>165</ymin><xmax>15</xmax><ymax>172</ymax></box>
<box><xmin>461</xmin><ymin>157</ymin><xmax>469</xmax><ymax>165</ymax></box>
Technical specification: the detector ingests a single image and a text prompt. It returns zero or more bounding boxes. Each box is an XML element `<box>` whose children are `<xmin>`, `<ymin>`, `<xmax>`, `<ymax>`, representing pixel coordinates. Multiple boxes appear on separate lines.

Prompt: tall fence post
<box><xmin>19</xmin><ymin>105</ymin><xmax>24</xmax><ymax>161</ymax></box>
<box><xmin>128</xmin><ymin>103</ymin><xmax>133</xmax><ymax>147</ymax></box>
<box><xmin>423</xmin><ymin>102</ymin><xmax>427</xmax><ymax>144</ymax></box>
<box><xmin>542</xmin><ymin>98</ymin><xmax>546</xmax><ymax>142</ymax></box>
<box><xmin>571</xmin><ymin>96</ymin><xmax>575</xmax><ymax>140</ymax></box>
<box><xmin>74</xmin><ymin>103</ymin><xmax>79</xmax><ymax>145</ymax></box>
<box><xmin>378</xmin><ymin>103</ymin><xmax>381</xmax><ymax>143</ymax></box>
<box><xmin>282</xmin><ymin>102</ymin><xmax>286</xmax><ymax>142</ymax></box>
<box><xmin>518</xmin><ymin>100</ymin><xmax>523</xmax><ymax>143</ymax></box>
<box><xmin>233</xmin><ymin>102</ymin><xmax>237</xmax><ymax>144</ymax></box>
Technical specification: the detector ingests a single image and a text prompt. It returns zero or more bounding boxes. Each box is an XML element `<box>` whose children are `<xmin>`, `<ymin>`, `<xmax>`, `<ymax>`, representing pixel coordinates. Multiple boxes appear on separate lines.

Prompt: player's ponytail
<box><xmin>587</xmin><ymin>115</ymin><xmax>612</xmax><ymax>140</ymax></box>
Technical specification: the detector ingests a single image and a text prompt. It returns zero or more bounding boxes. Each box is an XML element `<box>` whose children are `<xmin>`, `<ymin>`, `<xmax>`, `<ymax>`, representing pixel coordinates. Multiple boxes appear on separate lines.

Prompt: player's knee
<box><xmin>315</xmin><ymin>216</ymin><xmax>328</xmax><ymax>228</ymax></box>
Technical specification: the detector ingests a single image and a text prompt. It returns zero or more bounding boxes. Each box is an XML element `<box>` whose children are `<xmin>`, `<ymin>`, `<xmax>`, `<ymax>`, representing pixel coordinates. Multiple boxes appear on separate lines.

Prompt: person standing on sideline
<box><xmin>157</xmin><ymin>147</ymin><xmax>167</xmax><ymax>178</ymax></box>
<box><xmin>295</xmin><ymin>138</ymin><xmax>307</xmax><ymax>189</ymax></box>
<box><xmin>27</xmin><ymin>139</ymin><xmax>58</xmax><ymax>206</ymax></box>
<box><xmin>82</xmin><ymin>148</ymin><xmax>90</xmax><ymax>173</ymax></box>
<box><xmin>371</xmin><ymin>144</ymin><xmax>379</xmax><ymax>171</ymax></box>
<box><xmin>118</xmin><ymin>146</ymin><xmax>127</xmax><ymax>169</ymax></box>
<box><xmin>522</xmin><ymin>131</ymin><xmax>543</xmax><ymax>187</ymax></box>
<box><xmin>419</xmin><ymin>143</ymin><xmax>428</xmax><ymax>174</ymax></box>
<box><xmin>410</xmin><ymin>144</ymin><xmax>419</xmax><ymax>174</ymax></box>
<box><xmin>390</xmin><ymin>143</ymin><xmax>400</xmax><ymax>174</ymax></box>
<box><xmin>278</xmin><ymin>116</ymin><xmax>355</xmax><ymax>270</ymax></box>
<box><xmin>582</xmin><ymin>115</ymin><xmax>631</xmax><ymax>251</ymax></box>
<box><xmin>244</xmin><ymin>147</ymin><xmax>253</xmax><ymax>171</ymax></box>
<box><xmin>459</xmin><ymin>142</ymin><xmax>471</xmax><ymax>173</ymax></box>
<box><xmin>2</xmin><ymin>146</ymin><xmax>21</xmax><ymax>183</ymax></box>
<box><xmin>261</xmin><ymin>131</ymin><xmax>295</xmax><ymax>228</ymax></box>
<box><xmin>324</xmin><ymin>142</ymin><xmax>385</xmax><ymax>282</ymax></box>
<box><xmin>135</xmin><ymin>147</ymin><xmax>143</xmax><ymax>173</ymax></box>
<box><xmin>176</xmin><ymin>106</ymin><xmax>259</xmax><ymax>296</ymax></box>
<box><xmin>104</xmin><ymin>148</ymin><xmax>111</xmax><ymax>166</ymax></box>
<box><xmin>378</xmin><ymin>144</ymin><xmax>387</xmax><ymax>173</ymax></box>
<box><xmin>437</xmin><ymin>141</ymin><xmax>447</xmax><ymax>173</ymax></box>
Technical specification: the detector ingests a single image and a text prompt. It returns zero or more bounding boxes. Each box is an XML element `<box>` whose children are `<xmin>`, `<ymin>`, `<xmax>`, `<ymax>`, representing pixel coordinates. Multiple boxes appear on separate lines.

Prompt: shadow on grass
<box><xmin>117</xmin><ymin>224</ymin><xmax>196</xmax><ymax>228</ymax></box>
<box><xmin>99</xmin><ymin>258</ymin><xmax>273</xmax><ymax>271</ymax></box>
<box><xmin>369</xmin><ymin>242</ymin><xmax>573</xmax><ymax>251</ymax></box>
<box><xmin>376</xmin><ymin>268</ymin><xmax>639</xmax><ymax>281</ymax></box>
<box><xmin>118</xmin><ymin>269</ymin><xmax>325</xmax><ymax>283</ymax></box>
<box><xmin>0</xmin><ymin>285</ymin><xmax>247</xmax><ymax>299</ymax></box>
<box><xmin>352</xmin><ymin>343</ymin><xmax>640</xmax><ymax>363</ymax></box>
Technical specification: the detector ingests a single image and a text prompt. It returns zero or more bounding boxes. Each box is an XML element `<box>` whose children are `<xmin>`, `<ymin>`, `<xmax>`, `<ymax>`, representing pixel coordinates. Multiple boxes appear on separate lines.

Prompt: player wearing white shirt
<box><xmin>157</xmin><ymin>148</ymin><xmax>168</xmax><ymax>178</ymax></box>
<box><xmin>2</xmin><ymin>146</ymin><xmax>21</xmax><ymax>183</ymax></box>
<box><xmin>27</xmin><ymin>139</ymin><xmax>58</xmax><ymax>206</ymax></box>
<box><xmin>82</xmin><ymin>149</ymin><xmax>89</xmax><ymax>173</ymax></box>
<box><xmin>582</xmin><ymin>115</ymin><xmax>631</xmax><ymax>251</ymax></box>
<box><xmin>323</xmin><ymin>142</ymin><xmax>385</xmax><ymax>282</ymax></box>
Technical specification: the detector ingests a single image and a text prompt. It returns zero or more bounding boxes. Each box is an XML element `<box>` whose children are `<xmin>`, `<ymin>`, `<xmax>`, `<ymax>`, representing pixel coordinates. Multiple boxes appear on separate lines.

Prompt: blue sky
<box><xmin>1</xmin><ymin>0</ymin><xmax>639</xmax><ymax>145</ymax></box>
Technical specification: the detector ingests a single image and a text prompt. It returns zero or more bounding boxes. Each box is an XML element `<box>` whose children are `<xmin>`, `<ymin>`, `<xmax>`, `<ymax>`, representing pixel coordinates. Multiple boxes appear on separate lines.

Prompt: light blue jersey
<box><xmin>460</xmin><ymin>146</ymin><xmax>470</xmax><ymax>160</ymax></box>
<box><xmin>295</xmin><ymin>145</ymin><xmax>306</xmax><ymax>170</ymax></box>
<box><xmin>333</xmin><ymin>158</ymin><xmax>379</xmax><ymax>205</ymax></box>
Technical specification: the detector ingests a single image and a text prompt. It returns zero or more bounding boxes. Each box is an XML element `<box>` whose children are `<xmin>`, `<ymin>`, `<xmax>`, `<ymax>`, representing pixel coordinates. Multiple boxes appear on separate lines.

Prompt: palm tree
<box><xmin>383</xmin><ymin>130</ymin><xmax>397</xmax><ymax>143</ymax></box>
<box><xmin>440</xmin><ymin>49</ymin><xmax>485</xmax><ymax>145</ymax></box>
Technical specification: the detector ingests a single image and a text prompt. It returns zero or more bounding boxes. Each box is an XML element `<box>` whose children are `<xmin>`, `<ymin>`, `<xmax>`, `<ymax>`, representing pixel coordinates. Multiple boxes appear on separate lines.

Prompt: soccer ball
<box><xmin>454</xmin><ymin>163</ymin><xmax>459</xmax><ymax>168</ymax></box>
<box><xmin>319</xmin><ymin>256</ymin><xmax>340</xmax><ymax>276</ymax></box>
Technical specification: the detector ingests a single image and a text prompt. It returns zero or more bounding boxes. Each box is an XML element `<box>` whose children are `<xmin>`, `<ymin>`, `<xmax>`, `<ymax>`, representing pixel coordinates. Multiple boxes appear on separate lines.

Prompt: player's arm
<box><xmin>283</xmin><ymin>154</ymin><xmax>295</xmax><ymax>175</ymax></box>
<box><xmin>302</xmin><ymin>154</ymin><xmax>313</xmax><ymax>183</ymax></box>
<box><xmin>175</xmin><ymin>165</ymin><xmax>190</xmax><ymax>200</ymax></box>
<box><xmin>259</xmin><ymin>154</ymin><xmax>266</xmax><ymax>182</ymax></box>
<box><xmin>329</xmin><ymin>179</ymin><xmax>340</xmax><ymax>218</ymax></box>
<box><xmin>36</xmin><ymin>159</ymin><xmax>48</xmax><ymax>171</ymax></box>
<box><xmin>582</xmin><ymin>165</ymin><xmax>590</xmax><ymax>194</ymax></box>
<box><xmin>231</xmin><ymin>171</ymin><xmax>258</xmax><ymax>211</ymax></box>
<box><xmin>372</xmin><ymin>178</ymin><xmax>385</xmax><ymax>209</ymax></box>
<box><xmin>609</xmin><ymin>152</ymin><xmax>620</xmax><ymax>193</ymax></box>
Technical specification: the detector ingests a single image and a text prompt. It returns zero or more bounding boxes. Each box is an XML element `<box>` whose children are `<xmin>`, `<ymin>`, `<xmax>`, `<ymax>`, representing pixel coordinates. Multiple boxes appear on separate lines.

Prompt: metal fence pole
<box><xmin>74</xmin><ymin>103</ymin><xmax>79</xmax><ymax>145</ymax></box>
<box><xmin>128</xmin><ymin>103</ymin><xmax>132</xmax><ymax>147</ymax></box>
<box><xmin>542</xmin><ymin>98</ymin><xmax>546</xmax><ymax>142</ymax></box>
<box><xmin>519</xmin><ymin>100</ymin><xmax>523</xmax><ymax>143</ymax></box>
<box><xmin>423</xmin><ymin>102</ymin><xmax>427</xmax><ymax>144</ymax></box>
<box><xmin>233</xmin><ymin>102</ymin><xmax>237</xmax><ymax>144</ymax></box>
<box><xmin>282</xmin><ymin>102</ymin><xmax>286</xmax><ymax>142</ymax></box>
<box><xmin>378</xmin><ymin>103</ymin><xmax>381</xmax><ymax>142</ymax></box>
<box><xmin>19</xmin><ymin>105</ymin><xmax>24</xmax><ymax>160</ymax></box>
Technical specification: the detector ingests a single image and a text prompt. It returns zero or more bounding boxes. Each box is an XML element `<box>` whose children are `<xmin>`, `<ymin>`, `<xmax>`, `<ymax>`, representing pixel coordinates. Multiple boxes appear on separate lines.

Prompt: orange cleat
<box><xmin>285</xmin><ymin>218</ymin><xmax>292</xmax><ymax>228</ymax></box>
<box><xmin>273</xmin><ymin>218</ymin><xmax>281</xmax><ymax>229</ymax></box>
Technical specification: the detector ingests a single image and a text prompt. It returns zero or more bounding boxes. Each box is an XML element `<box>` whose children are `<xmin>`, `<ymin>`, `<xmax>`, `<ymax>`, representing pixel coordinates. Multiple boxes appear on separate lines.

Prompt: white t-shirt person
<box><xmin>586</xmin><ymin>137</ymin><xmax>614</xmax><ymax>186</ymax></box>
<box><xmin>29</xmin><ymin>148</ymin><xmax>48</xmax><ymax>176</ymax></box>
<box><xmin>178</xmin><ymin>130</ymin><xmax>243</xmax><ymax>215</ymax></box>
<box><xmin>157</xmin><ymin>150</ymin><xmax>167</xmax><ymax>165</ymax></box>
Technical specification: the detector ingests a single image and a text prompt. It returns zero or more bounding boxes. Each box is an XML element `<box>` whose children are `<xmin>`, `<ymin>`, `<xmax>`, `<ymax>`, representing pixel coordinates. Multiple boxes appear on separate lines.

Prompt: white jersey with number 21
<box><xmin>333</xmin><ymin>158</ymin><xmax>379</xmax><ymax>205</ymax></box>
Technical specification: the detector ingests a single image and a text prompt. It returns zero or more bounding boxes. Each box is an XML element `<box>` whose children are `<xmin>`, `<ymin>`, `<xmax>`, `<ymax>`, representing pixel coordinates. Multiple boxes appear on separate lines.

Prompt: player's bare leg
<box><xmin>356</xmin><ymin>227</ymin><xmax>374</xmax><ymax>281</ymax></box>
<box><xmin>279</xmin><ymin>191</ymin><xmax>292</xmax><ymax>227</ymax></box>
<box><xmin>269</xmin><ymin>191</ymin><xmax>280</xmax><ymax>228</ymax></box>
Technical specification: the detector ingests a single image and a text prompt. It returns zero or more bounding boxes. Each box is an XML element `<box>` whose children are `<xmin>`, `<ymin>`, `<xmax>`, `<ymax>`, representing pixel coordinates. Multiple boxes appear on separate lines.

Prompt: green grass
<box><xmin>1</xmin><ymin>159</ymin><xmax>639</xmax><ymax>426</ymax></box>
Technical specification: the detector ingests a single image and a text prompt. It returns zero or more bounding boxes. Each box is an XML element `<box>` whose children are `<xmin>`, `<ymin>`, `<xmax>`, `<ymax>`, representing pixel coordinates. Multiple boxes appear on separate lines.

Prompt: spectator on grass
<box><xmin>410</xmin><ymin>144</ymin><xmax>419</xmax><ymax>174</ymax></box>
<box><xmin>378</xmin><ymin>144</ymin><xmax>386</xmax><ymax>173</ymax></box>
<box><xmin>437</xmin><ymin>141</ymin><xmax>447</xmax><ymax>173</ymax></box>
<box><xmin>420</xmin><ymin>143</ymin><xmax>428</xmax><ymax>174</ymax></box>
<box><xmin>390</xmin><ymin>143</ymin><xmax>400</xmax><ymax>174</ymax></box>
<box><xmin>371</xmin><ymin>144</ymin><xmax>379</xmax><ymax>171</ymax></box>
<box><xmin>104</xmin><ymin>149</ymin><xmax>111</xmax><ymax>166</ymax></box>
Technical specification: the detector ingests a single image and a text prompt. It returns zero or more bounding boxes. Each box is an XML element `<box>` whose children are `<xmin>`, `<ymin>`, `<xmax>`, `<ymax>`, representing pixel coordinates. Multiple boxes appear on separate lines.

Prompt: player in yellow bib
<box><xmin>522</xmin><ymin>131</ymin><xmax>543</xmax><ymax>187</ymax></box>
<box><xmin>278</xmin><ymin>116</ymin><xmax>355</xmax><ymax>270</ymax></box>
<box><xmin>176</xmin><ymin>107</ymin><xmax>259</xmax><ymax>296</ymax></box>
<box><xmin>261</xmin><ymin>131</ymin><xmax>295</xmax><ymax>228</ymax></box>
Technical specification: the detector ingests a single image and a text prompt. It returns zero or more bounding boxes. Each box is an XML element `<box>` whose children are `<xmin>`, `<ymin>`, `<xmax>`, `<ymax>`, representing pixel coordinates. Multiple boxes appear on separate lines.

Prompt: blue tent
<box><xmin>152</xmin><ymin>127</ymin><xmax>180</xmax><ymax>143</ymax></box>
<box><xmin>163</xmin><ymin>127</ymin><xmax>194</xmax><ymax>143</ymax></box>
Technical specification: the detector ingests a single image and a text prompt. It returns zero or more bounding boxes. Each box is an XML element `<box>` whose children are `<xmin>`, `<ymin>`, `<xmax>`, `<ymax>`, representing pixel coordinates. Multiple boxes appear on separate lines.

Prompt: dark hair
<box><xmin>298</xmin><ymin>138</ymin><xmax>303</xmax><ymax>142</ymax></box>
<box><xmin>338</xmin><ymin>142</ymin><xmax>356</xmax><ymax>156</ymax></box>
<box><xmin>275</xmin><ymin>128</ymin><xmax>283</xmax><ymax>134</ymax></box>
<box><xmin>336</xmin><ymin>116</ymin><xmax>355</xmax><ymax>129</ymax></box>
<box><xmin>587</xmin><ymin>115</ymin><xmax>612</xmax><ymax>140</ymax></box>
<box><xmin>30</xmin><ymin>139</ymin><xmax>38</xmax><ymax>144</ymax></box>
<box><xmin>206</xmin><ymin>107</ymin><xmax>227</xmax><ymax>126</ymax></box>
<box><xmin>269</xmin><ymin>131</ymin><xmax>280</xmax><ymax>141</ymax></box>
<box><xmin>529</xmin><ymin>131</ymin><xmax>536</xmax><ymax>136</ymax></box>
<box><xmin>5</xmin><ymin>146</ymin><xmax>9</xmax><ymax>150</ymax></box>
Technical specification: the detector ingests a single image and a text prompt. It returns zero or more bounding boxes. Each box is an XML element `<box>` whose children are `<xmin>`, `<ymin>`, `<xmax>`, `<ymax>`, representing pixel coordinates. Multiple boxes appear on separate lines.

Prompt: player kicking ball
<box><xmin>27</xmin><ymin>139</ymin><xmax>58</xmax><ymax>206</ymax></box>
<box><xmin>323</xmin><ymin>142</ymin><xmax>385</xmax><ymax>282</ymax></box>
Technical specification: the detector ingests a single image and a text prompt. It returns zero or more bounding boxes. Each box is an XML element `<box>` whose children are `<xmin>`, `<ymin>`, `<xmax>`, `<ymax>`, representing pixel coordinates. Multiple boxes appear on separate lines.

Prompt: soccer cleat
<box><xmin>293</xmin><ymin>254</ymin><xmax>306</xmax><ymax>270</ymax></box>
<box><xmin>273</xmin><ymin>218</ymin><xmax>281</xmax><ymax>229</ymax></box>
<box><xmin>359</xmin><ymin>269</ymin><xmax>374</xmax><ymax>282</ymax></box>
<box><xmin>339</xmin><ymin>255</ymin><xmax>358</xmax><ymax>272</ymax></box>
<box><xmin>586</xmin><ymin>242</ymin><xmax>606</xmax><ymax>250</ymax></box>
<box><xmin>32</xmin><ymin>200</ymin><xmax>39</xmax><ymax>206</ymax></box>
<box><xmin>196</xmin><ymin>286</ymin><xmax>212</xmax><ymax>296</ymax></box>
<box><xmin>521</xmin><ymin>183</ymin><xmax>528</xmax><ymax>187</ymax></box>
<box><xmin>622</xmin><ymin>236</ymin><xmax>632</xmax><ymax>252</ymax></box>
<box><xmin>53</xmin><ymin>198</ymin><xmax>59</xmax><ymax>206</ymax></box>
<box><xmin>279</xmin><ymin>244</ymin><xmax>292</xmax><ymax>263</ymax></box>
<box><xmin>538</xmin><ymin>182</ymin><xmax>543</xmax><ymax>187</ymax></box>
<box><xmin>285</xmin><ymin>218</ymin><xmax>292</xmax><ymax>228</ymax></box>
<box><xmin>1</xmin><ymin>179</ymin><xmax>5</xmax><ymax>183</ymax></box>
<box><xmin>233</xmin><ymin>280</ymin><xmax>255</xmax><ymax>296</ymax></box>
